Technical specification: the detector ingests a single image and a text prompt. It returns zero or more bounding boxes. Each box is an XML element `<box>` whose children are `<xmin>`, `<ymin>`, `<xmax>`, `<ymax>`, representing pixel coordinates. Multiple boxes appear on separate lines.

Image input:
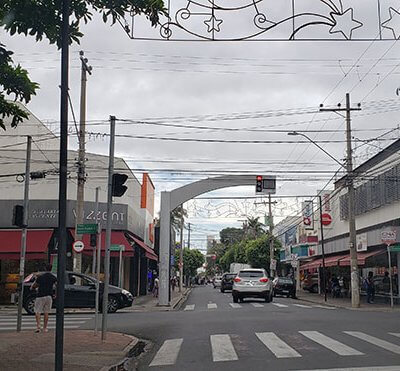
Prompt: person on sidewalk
<box><xmin>366</xmin><ymin>271</ymin><xmax>375</xmax><ymax>304</ymax></box>
<box><xmin>153</xmin><ymin>275</ymin><xmax>159</xmax><ymax>298</ymax></box>
<box><xmin>31</xmin><ymin>264</ymin><xmax>57</xmax><ymax>333</ymax></box>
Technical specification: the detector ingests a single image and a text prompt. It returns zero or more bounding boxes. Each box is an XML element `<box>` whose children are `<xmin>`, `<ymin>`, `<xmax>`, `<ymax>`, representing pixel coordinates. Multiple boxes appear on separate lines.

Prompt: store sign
<box><xmin>302</xmin><ymin>201</ymin><xmax>314</xmax><ymax>230</ymax></box>
<box><xmin>381</xmin><ymin>230</ymin><xmax>397</xmax><ymax>246</ymax></box>
<box><xmin>321</xmin><ymin>213</ymin><xmax>332</xmax><ymax>226</ymax></box>
<box><xmin>356</xmin><ymin>233</ymin><xmax>368</xmax><ymax>252</ymax></box>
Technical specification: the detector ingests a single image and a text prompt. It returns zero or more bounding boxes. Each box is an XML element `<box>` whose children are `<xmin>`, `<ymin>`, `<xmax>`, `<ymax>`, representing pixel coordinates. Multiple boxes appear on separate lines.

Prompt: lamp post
<box><xmin>287</xmin><ymin>131</ymin><xmax>345</xmax><ymax>302</ymax></box>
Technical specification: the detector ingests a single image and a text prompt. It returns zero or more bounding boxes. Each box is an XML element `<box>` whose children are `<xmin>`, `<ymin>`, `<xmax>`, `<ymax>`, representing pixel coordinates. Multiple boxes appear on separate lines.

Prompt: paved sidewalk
<box><xmin>0</xmin><ymin>330</ymin><xmax>139</xmax><ymax>371</ymax></box>
<box><xmin>297</xmin><ymin>290</ymin><xmax>400</xmax><ymax>312</ymax></box>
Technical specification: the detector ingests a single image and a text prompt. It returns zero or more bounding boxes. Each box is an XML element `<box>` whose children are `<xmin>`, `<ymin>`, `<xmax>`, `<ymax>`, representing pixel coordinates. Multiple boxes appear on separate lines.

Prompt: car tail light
<box><xmin>234</xmin><ymin>277</ymin><xmax>241</xmax><ymax>283</ymax></box>
<box><xmin>259</xmin><ymin>278</ymin><xmax>269</xmax><ymax>283</ymax></box>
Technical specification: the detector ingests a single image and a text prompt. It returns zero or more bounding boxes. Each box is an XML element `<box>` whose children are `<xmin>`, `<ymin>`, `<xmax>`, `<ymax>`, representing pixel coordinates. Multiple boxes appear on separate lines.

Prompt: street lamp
<box><xmin>287</xmin><ymin>131</ymin><xmax>346</xmax><ymax>302</ymax></box>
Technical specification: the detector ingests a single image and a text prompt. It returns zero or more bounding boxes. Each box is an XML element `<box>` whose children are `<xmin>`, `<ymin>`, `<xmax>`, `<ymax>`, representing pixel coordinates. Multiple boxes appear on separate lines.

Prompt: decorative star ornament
<box><xmin>204</xmin><ymin>15</ymin><xmax>223</xmax><ymax>33</ymax></box>
<box><xmin>329</xmin><ymin>8</ymin><xmax>363</xmax><ymax>40</ymax></box>
<box><xmin>382</xmin><ymin>7</ymin><xmax>400</xmax><ymax>39</ymax></box>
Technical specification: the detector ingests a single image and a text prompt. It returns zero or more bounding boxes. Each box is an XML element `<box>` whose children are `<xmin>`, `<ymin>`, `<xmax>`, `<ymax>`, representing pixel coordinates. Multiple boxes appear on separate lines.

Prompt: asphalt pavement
<box><xmin>92</xmin><ymin>284</ymin><xmax>400</xmax><ymax>371</ymax></box>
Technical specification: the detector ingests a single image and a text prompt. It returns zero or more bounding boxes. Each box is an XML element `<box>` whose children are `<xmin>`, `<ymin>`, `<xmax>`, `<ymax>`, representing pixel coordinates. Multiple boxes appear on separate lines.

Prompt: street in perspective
<box><xmin>1</xmin><ymin>1</ymin><xmax>400</xmax><ymax>371</ymax></box>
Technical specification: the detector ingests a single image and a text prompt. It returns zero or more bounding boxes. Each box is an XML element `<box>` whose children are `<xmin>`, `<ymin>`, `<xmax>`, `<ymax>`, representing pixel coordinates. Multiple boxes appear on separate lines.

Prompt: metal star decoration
<box><xmin>382</xmin><ymin>7</ymin><xmax>400</xmax><ymax>39</ymax></box>
<box><xmin>329</xmin><ymin>8</ymin><xmax>363</xmax><ymax>40</ymax></box>
<box><xmin>204</xmin><ymin>15</ymin><xmax>223</xmax><ymax>33</ymax></box>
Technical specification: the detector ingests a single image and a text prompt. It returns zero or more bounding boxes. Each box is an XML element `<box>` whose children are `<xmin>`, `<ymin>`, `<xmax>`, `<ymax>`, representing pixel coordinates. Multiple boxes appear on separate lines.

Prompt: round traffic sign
<box><xmin>303</xmin><ymin>217</ymin><xmax>311</xmax><ymax>226</ymax></box>
<box><xmin>321</xmin><ymin>213</ymin><xmax>332</xmax><ymax>226</ymax></box>
<box><xmin>73</xmin><ymin>240</ymin><xmax>85</xmax><ymax>253</ymax></box>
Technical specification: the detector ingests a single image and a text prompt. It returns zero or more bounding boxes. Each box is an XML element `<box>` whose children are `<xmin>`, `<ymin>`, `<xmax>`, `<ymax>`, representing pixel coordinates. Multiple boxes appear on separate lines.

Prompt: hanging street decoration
<box><xmin>119</xmin><ymin>0</ymin><xmax>400</xmax><ymax>41</ymax></box>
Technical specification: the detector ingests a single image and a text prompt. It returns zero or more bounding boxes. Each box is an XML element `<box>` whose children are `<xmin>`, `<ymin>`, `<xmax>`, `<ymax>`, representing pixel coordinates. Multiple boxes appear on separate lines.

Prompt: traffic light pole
<box><xmin>102</xmin><ymin>115</ymin><xmax>116</xmax><ymax>341</ymax></box>
<box><xmin>17</xmin><ymin>136</ymin><xmax>32</xmax><ymax>332</ymax></box>
<box><xmin>94</xmin><ymin>186</ymin><xmax>100</xmax><ymax>334</ymax></box>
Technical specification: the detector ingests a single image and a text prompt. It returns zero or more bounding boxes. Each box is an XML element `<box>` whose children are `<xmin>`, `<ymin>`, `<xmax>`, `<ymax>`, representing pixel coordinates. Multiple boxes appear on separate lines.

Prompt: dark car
<box><xmin>301</xmin><ymin>273</ymin><xmax>319</xmax><ymax>293</ymax></box>
<box><xmin>220</xmin><ymin>273</ymin><xmax>237</xmax><ymax>293</ymax></box>
<box><xmin>22</xmin><ymin>271</ymin><xmax>133</xmax><ymax>315</ymax></box>
<box><xmin>273</xmin><ymin>277</ymin><xmax>296</xmax><ymax>298</ymax></box>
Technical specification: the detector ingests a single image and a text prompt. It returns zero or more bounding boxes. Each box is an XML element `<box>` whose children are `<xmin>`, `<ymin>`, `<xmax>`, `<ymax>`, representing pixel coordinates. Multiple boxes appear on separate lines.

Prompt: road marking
<box><xmin>344</xmin><ymin>331</ymin><xmax>400</xmax><ymax>355</ymax></box>
<box><xmin>251</xmin><ymin>303</ymin><xmax>264</xmax><ymax>308</ymax></box>
<box><xmin>313</xmin><ymin>305</ymin><xmax>336</xmax><ymax>310</ymax></box>
<box><xmin>210</xmin><ymin>334</ymin><xmax>238</xmax><ymax>362</ymax></box>
<box><xmin>389</xmin><ymin>333</ymin><xmax>400</xmax><ymax>338</ymax></box>
<box><xmin>184</xmin><ymin>305</ymin><xmax>195</xmax><ymax>311</ymax></box>
<box><xmin>299</xmin><ymin>331</ymin><xmax>363</xmax><ymax>356</ymax></box>
<box><xmin>229</xmin><ymin>303</ymin><xmax>242</xmax><ymax>308</ymax></box>
<box><xmin>256</xmin><ymin>332</ymin><xmax>301</xmax><ymax>358</ymax></box>
<box><xmin>272</xmin><ymin>303</ymin><xmax>288</xmax><ymax>308</ymax></box>
<box><xmin>295</xmin><ymin>366</ymin><xmax>400</xmax><ymax>371</ymax></box>
<box><xmin>149</xmin><ymin>338</ymin><xmax>183</xmax><ymax>367</ymax></box>
<box><xmin>0</xmin><ymin>325</ymin><xmax>81</xmax><ymax>331</ymax></box>
<box><xmin>293</xmin><ymin>304</ymin><xmax>312</xmax><ymax>308</ymax></box>
<box><xmin>208</xmin><ymin>303</ymin><xmax>217</xmax><ymax>309</ymax></box>
<box><xmin>0</xmin><ymin>317</ymin><xmax>92</xmax><ymax>322</ymax></box>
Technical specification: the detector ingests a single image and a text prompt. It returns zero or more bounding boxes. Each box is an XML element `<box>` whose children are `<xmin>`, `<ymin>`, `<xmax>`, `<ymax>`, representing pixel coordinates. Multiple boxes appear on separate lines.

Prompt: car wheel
<box><xmin>107</xmin><ymin>296</ymin><xmax>119</xmax><ymax>313</ymax></box>
<box><xmin>311</xmin><ymin>284</ymin><xmax>318</xmax><ymax>293</ymax></box>
<box><xmin>233</xmin><ymin>295</ymin><xmax>238</xmax><ymax>303</ymax></box>
<box><xmin>265</xmin><ymin>293</ymin><xmax>271</xmax><ymax>303</ymax></box>
<box><xmin>270</xmin><ymin>292</ymin><xmax>273</xmax><ymax>302</ymax></box>
<box><xmin>24</xmin><ymin>296</ymin><xmax>36</xmax><ymax>315</ymax></box>
<box><xmin>220</xmin><ymin>288</ymin><xmax>225</xmax><ymax>293</ymax></box>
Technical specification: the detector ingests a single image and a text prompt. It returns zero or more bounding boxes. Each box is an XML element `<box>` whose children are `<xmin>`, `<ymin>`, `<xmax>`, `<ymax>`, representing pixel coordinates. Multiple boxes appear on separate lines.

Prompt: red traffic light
<box><xmin>256</xmin><ymin>175</ymin><xmax>262</xmax><ymax>181</ymax></box>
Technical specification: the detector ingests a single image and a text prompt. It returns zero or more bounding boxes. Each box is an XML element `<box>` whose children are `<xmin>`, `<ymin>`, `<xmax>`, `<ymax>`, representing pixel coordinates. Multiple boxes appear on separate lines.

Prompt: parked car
<box><xmin>232</xmin><ymin>268</ymin><xmax>273</xmax><ymax>303</ymax></box>
<box><xmin>220</xmin><ymin>273</ymin><xmax>237</xmax><ymax>293</ymax></box>
<box><xmin>22</xmin><ymin>271</ymin><xmax>133</xmax><ymax>315</ymax></box>
<box><xmin>301</xmin><ymin>273</ymin><xmax>319</xmax><ymax>293</ymax></box>
<box><xmin>213</xmin><ymin>276</ymin><xmax>222</xmax><ymax>288</ymax></box>
<box><xmin>273</xmin><ymin>277</ymin><xmax>296</xmax><ymax>298</ymax></box>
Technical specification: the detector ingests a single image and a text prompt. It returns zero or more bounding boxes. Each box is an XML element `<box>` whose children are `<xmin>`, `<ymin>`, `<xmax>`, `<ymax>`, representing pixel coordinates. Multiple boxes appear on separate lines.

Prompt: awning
<box><xmin>338</xmin><ymin>248</ymin><xmax>386</xmax><ymax>266</ymax></box>
<box><xmin>128</xmin><ymin>234</ymin><xmax>158</xmax><ymax>261</ymax></box>
<box><xmin>70</xmin><ymin>229</ymin><xmax>134</xmax><ymax>258</ymax></box>
<box><xmin>0</xmin><ymin>229</ymin><xmax>53</xmax><ymax>260</ymax></box>
<box><xmin>300</xmin><ymin>253</ymin><xmax>348</xmax><ymax>270</ymax></box>
<box><xmin>300</xmin><ymin>258</ymin><xmax>323</xmax><ymax>270</ymax></box>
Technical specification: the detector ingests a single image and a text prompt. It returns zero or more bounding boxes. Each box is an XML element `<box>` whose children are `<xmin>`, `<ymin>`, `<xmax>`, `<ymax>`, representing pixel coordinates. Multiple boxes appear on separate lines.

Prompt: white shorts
<box><xmin>34</xmin><ymin>296</ymin><xmax>52</xmax><ymax>314</ymax></box>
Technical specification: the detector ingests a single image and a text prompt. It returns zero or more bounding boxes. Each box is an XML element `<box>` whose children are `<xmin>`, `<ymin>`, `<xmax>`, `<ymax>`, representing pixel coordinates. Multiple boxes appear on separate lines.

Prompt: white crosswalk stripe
<box><xmin>149</xmin><ymin>338</ymin><xmax>183</xmax><ymax>367</ymax></box>
<box><xmin>389</xmin><ymin>332</ymin><xmax>400</xmax><ymax>338</ymax></box>
<box><xmin>344</xmin><ymin>331</ymin><xmax>400</xmax><ymax>355</ymax></box>
<box><xmin>184</xmin><ymin>304</ymin><xmax>195</xmax><ymax>311</ymax></box>
<box><xmin>272</xmin><ymin>303</ymin><xmax>288</xmax><ymax>308</ymax></box>
<box><xmin>229</xmin><ymin>303</ymin><xmax>242</xmax><ymax>308</ymax></box>
<box><xmin>313</xmin><ymin>305</ymin><xmax>336</xmax><ymax>310</ymax></box>
<box><xmin>251</xmin><ymin>303</ymin><xmax>264</xmax><ymax>308</ymax></box>
<box><xmin>210</xmin><ymin>334</ymin><xmax>238</xmax><ymax>362</ymax></box>
<box><xmin>299</xmin><ymin>331</ymin><xmax>363</xmax><ymax>356</ymax></box>
<box><xmin>207</xmin><ymin>303</ymin><xmax>217</xmax><ymax>309</ymax></box>
<box><xmin>256</xmin><ymin>332</ymin><xmax>301</xmax><ymax>358</ymax></box>
<box><xmin>293</xmin><ymin>304</ymin><xmax>312</xmax><ymax>308</ymax></box>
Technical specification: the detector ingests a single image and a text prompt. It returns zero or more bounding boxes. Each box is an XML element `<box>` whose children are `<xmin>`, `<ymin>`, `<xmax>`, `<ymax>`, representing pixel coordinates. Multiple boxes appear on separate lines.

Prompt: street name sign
<box><xmin>390</xmin><ymin>245</ymin><xmax>400</xmax><ymax>252</ymax></box>
<box><xmin>77</xmin><ymin>223</ymin><xmax>98</xmax><ymax>235</ymax></box>
<box><xmin>73</xmin><ymin>240</ymin><xmax>85</xmax><ymax>253</ymax></box>
<box><xmin>110</xmin><ymin>244</ymin><xmax>125</xmax><ymax>252</ymax></box>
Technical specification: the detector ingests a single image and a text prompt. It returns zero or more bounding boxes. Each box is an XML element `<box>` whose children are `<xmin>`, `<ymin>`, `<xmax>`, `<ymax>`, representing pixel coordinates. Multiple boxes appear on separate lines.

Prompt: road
<box><xmin>97</xmin><ymin>285</ymin><xmax>400</xmax><ymax>371</ymax></box>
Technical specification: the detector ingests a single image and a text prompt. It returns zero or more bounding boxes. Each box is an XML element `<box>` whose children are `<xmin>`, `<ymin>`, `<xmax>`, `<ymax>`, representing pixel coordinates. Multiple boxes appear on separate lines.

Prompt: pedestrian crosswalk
<box><xmin>0</xmin><ymin>314</ymin><xmax>94</xmax><ymax>331</ymax></box>
<box><xmin>183</xmin><ymin>301</ymin><xmax>336</xmax><ymax>311</ymax></box>
<box><xmin>148</xmin><ymin>331</ymin><xmax>400</xmax><ymax>367</ymax></box>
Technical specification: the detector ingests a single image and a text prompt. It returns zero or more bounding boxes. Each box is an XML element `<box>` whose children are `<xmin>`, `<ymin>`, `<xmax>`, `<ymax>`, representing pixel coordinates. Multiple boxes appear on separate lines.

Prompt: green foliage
<box><xmin>0</xmin><ymin>0</ymin><xmax>166</xmax><ymax>128</ymax></box>
<box><xmin>175</xmin><ymin>248</ymin><xmax>204</xmax><ymax>278</ymax></box>
<box><xmin>219</xmin><ymin>227</ymin><xmax>244</xmax><ymax>245</ymax></box>
<box><xmin>246</xmin><ymin>234</ymin><xmax>281</xmax><ymax>271</ymax></box>
<box><xmin>0</xmin><ymin>44</ymin><xmax>38</xmax><ymax>130</ymax></box>
<box><xmin>219</xmin><ymin>246</ymin><xmax>235</xmax><ymax>272</ymax></box>
<box><xmin>243</xmin><ymin>216</ymin><xmax>265</xmax><ymax>238</ymax></box>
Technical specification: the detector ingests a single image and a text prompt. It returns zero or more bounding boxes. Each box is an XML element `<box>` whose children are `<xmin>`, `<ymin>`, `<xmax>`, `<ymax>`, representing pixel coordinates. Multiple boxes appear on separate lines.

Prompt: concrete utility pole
<box><xmin>179</xmin><ymin>205</ymin><xmax>184</xmax><ymax>292</ymax></box>
<box><xmin>16</xmin><ymin>136</ymin><xmax>31</xmax><ymax>332</ymax></box>
<box><xmin>102</xmin><ymin>115</ymin><xmax>116</xmax><ymax>341</ymax></box>
<box><xmin>320</xmin><ymin>93</ymin><xmax>361</xmax><ymax>308</ymax></box>
<box><xmin>318</xmin><ymin>195</ymin><xmax>327</xmax><ymax>302</ymax></box>
<box><xmin>94</xmin><ymin>186</ymin><xmax>101</xmax><ymax>334</ymax></box>
<box><xmin>187</xmin><ymin>223</ymin><xmax>191</xmax><ymax>249</ymax></box>
<box><xmin>74</xmin><ymin>51</ymin><xmax>92</xmax><ymax>273</ymax></box>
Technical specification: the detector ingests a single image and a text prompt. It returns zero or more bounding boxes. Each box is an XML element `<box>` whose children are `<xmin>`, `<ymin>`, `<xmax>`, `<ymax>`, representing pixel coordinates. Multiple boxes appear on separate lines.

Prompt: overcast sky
<box><xmin>2</xmin><ymin>0</ymin><xmax>400</xmax><ymax>250</ymax></box>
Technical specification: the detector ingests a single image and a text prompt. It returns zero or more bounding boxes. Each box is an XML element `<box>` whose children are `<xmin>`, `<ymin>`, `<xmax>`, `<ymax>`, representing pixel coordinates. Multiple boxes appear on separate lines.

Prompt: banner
<box><xmin>302</xmin><ymin>201</ymin><xmax>314</xmax><ymax>230</ymax></box>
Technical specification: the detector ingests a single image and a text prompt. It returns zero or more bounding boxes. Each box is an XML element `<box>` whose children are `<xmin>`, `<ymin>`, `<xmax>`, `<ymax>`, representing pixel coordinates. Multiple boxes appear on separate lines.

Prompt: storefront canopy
<box><xmin>0</xmin><ymin>229</ymin><xmax>53</xmax><ymax>260</ymax></box>
<box><xmin>69</xmin><ymin>229</ymin><xmax>134</xmax><ymax>258</ymax></box>
<box><xmin>338</xmin><ymin>248</ymin><xmax>386</xmax><ymax>266</ymax></box>
<box><xmin>128</xmin><ymin>234</ymin><xmax>158</xmax><ymax>261</ymax></box>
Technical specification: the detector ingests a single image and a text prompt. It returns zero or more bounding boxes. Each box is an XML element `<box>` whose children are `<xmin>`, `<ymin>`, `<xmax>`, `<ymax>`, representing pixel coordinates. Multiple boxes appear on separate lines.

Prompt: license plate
<box><xmin>282</xmin><ymin>290</ymin><xmax>289</xmax><ymax>293</ymax></box>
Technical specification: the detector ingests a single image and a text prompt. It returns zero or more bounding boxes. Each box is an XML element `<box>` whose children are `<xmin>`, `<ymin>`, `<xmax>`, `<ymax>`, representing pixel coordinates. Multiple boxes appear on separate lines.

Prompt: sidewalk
<box><xmin>297</xmin><ymin>290</ymin><xmax>400</xmax><ymax>312</ymax></box>
<box><xmin>0</xmin><ymin>330</ymin><xmax>140</xmax><ymax>371</ymax></box>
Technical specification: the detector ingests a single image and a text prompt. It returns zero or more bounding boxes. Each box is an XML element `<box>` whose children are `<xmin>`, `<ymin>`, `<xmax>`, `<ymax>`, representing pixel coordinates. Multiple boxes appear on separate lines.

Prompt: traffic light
<box><xmin>112</xmin><ymin>173</ymin><xmax>128</xmax><ymax>197</ymax></box>
<box><xmin>90</xmin><ymin>233</ymin><xmax>97</xmax><ymax>247</ymax></box>
<box><xmin>12</xmin><ymin>205</ymin><xmax>24</xmax><ymax>227</ymax></box>
<box><xmin>256</xmin><ymin>175</ymin><xmax>263</xmax><ymax>193</ymax></box>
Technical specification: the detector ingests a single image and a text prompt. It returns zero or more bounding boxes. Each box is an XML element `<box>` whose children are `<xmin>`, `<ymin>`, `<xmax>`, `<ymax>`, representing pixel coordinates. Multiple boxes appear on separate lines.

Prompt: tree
<box><xmin>170</xmin><ymin>206</ymin><xmax>187</xmax><ymax>233</ymax></box>
<box><xmin>219</xmin><ymin>227</ymin><xmax>244</xmax><ymax>245</ymax></box>
<box><xmin>0</xmin><ymin>0</ymin><xmax>166</xmax><ymax>128</ymax></box>
<box><xmin>246</xmin><ymin>234</ymin><xmax>281</xmax><ymax>271</ymax></box>
<box><xmin>243</xmin><ymin>216</ymin><xmax>265</xmax><ymax>239</ymax></box>
<box><xmin>176</xmin><ymin>248</ymin><xmax>204</xmax><ymax>278</ymax></box>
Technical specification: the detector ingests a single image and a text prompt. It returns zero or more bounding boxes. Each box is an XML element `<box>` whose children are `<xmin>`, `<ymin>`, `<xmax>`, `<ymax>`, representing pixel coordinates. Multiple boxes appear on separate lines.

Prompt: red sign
<box><xmin>321</xmin><ymin>213</ymin><xmax>332</xmax><ymax>226</ymax></box>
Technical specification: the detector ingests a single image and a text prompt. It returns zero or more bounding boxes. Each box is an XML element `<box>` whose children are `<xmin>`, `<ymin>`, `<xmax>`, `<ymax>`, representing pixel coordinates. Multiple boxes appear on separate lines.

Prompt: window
<box><xmin>239</xmin><ymin>270</ymin><xmax>264</xmax><ymax>278</ymax></box>
<box><xmin>68</xmin><ymin>274</ymin><xmax>95</xmax><ymax>286</ymax></box>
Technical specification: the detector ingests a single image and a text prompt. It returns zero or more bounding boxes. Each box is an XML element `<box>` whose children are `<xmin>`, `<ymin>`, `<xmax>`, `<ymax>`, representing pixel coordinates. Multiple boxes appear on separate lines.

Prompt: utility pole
<box><xmin>74</xmin><ymin>51</ymin><xmax>92</xmax><ymax>273</ymax></box>
<box><xmin>94</xmin><ymin>187</ymin><xmax>101</xmax><ymax>334</ymax></box>
<box><xmin>318</xmin><ymin>195</ymin><xmax>327</xmax><ymax>302</ymax></box>
<box><xmin>179</xmin><ymin>205</ymin><xmax>184</xmax><ymax>292</ymax></box>
<box><xmin>320</xmin><ymin>93</ymin><xmax>361</xmax><ymax>308</ymax></box>
<box><xmin>187</xmin><ymin>223</ymin><xmax>191</xmax><ymax>249</ymax></box>
<box><xmin>16</xmin><ymin>136</ymin><xmax>31</xmax><ymax>332</ymax></box>
<box><xmin>55</xmin><ymin>0</ymin><xmax>70</xmax><ymax>368</ymax></box>
<box><xmin>102</xmin><ymin>115</ymin><xmax>116</xmax><ymax>341</ymax></box>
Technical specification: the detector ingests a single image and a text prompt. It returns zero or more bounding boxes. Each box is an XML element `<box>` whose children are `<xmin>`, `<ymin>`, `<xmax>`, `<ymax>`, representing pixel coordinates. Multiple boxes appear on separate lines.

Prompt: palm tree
<box><xmin>171</xmin><ymin>205</ymin><xmax>188</xmax><ymax>233</ymax></box>
<box><xmin>244</xmin><ymin>216</ymin><xmax>265</xmax><ymax>238</ymax></box>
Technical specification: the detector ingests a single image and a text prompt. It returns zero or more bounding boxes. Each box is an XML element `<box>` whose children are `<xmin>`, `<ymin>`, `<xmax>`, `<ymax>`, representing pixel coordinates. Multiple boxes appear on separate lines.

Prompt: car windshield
<box><xmin>239</xmin><ymin>270</ymin><xmax>264</xmax><ymax>278</ymax></box>
<box><xmin>279</xmin><ymin>278</ymin><xmax>293</xmax><ymax>284</ymax></box>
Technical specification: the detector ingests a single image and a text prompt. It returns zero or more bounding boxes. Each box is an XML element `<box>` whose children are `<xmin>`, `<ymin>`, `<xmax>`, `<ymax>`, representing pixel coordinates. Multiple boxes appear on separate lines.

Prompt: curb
<box><xmin>172</xmin><ymin>288</ymin><xmax>193</xmax><ymax>310</ymax></box>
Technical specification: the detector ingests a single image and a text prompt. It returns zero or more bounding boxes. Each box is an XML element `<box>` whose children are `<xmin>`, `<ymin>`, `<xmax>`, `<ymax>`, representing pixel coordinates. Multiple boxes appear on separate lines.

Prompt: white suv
<box><xmin>232</xmin><ymin>268</ymin><xmax>273</xmax><ymax>303</ymax></box>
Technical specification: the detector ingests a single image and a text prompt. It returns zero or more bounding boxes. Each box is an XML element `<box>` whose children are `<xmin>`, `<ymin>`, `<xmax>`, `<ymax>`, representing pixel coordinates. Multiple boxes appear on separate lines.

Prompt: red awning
<box><xmin>0</xmin><ymin>229</ymin><xmax>53</xmax><ymax>260</ymax></box>
<box><xmin>300</xmin><ymin>258</ymin><xmax>323</xmax><ymax>270</ymax></box>
<box><xmin>300</xmin><ymin>253</ymin><xmax>348</xmax><ymax>270</ymax></box>
<box><xmin>128</xmin><ymin>234</ymin><xmax>158</xmax><ymax>261</ymax></box>
<box><xmin>339</xmin><ymin>249</ymin><xmax>386</xmax><ymax>266</ymax></box>
<box><xmin>70</xmin><ymin>229</ymin><xmax>134</xmax><ymax>258</ymax></box>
